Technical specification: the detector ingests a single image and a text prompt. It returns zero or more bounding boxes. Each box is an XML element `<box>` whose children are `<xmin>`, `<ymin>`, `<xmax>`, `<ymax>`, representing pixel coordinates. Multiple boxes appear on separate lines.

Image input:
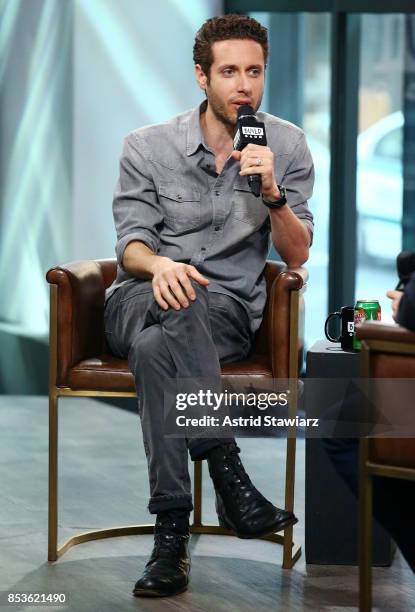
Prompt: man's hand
<box><xmin>123</xmin><ymin>242</ymin><xmax>210</xmax><ymax>311</ymax></box>
<box><xmin>386</xmin><ymin>289</ymin><xmax>403</xmax><ymax>322</ymax></box>
<box><xmin>232</xmin><ymin>143</ymin><xmax>280</xmax><ymax>201</ymax></box>
<box><xmin>150</xmin><ymin>257</ymin><xmax>210</xmax><ymax>311</ymax></box>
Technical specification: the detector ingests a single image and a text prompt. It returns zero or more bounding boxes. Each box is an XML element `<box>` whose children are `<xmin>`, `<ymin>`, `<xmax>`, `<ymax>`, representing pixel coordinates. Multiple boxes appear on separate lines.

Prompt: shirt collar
<box><xmin>186</xmin><ymin>100</ymin><xmax>208</xmax><ymax>156</ymax></box>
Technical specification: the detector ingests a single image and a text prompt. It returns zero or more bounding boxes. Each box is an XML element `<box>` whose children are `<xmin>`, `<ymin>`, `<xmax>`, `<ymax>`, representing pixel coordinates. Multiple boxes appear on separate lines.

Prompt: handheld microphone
<box><xmin>233</xmin><ymin>105</ymin><xmax>267</xmax><ymax>197</ymax></box>
<box><xmin>395</xmin><ymin>251</ymin><xmax>415</xmax><ymax>290</ymax></box>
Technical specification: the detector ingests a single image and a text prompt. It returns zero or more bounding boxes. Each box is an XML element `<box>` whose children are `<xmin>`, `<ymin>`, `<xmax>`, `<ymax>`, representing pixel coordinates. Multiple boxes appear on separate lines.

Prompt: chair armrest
<box><xmin>357</xmin><ymin>319</ymin><xmax>415</xmax><ymax>379</ymax></box>
<box><xmin>356</xmin><ymin>320</ymin><xmax>415</xmax><ymax>346</ymax></box>
<box><xmin>282</xmin><ymin>266</ymin><xmax>309</xmax><ymax>287</ymax></box>
<box><xmin>46</xmin><ymin>259</ymin><xmax>116</xmax><ymax>387</ymax></box>
<box><xmin>271</xmin><ymin>267</ymin><xmax>308</xmax><ymax>378</ymax></box>
<box><xmin>256</xmin><ymin>263</ymin><xmax>308</xmax><ymax>378</ymax></box>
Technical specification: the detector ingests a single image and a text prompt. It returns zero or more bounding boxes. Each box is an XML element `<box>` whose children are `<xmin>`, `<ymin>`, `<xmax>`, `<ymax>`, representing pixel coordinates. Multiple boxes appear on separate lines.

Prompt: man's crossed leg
<box><xmin>104</xmin><ymin>279</ymin><xmax>297</xmax><ymax>597</ymax></box>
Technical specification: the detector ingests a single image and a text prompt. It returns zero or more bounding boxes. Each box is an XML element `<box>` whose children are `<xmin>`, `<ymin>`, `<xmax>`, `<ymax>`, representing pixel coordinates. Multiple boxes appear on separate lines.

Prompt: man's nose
<box><xmin>236</xmin><ymin>73</ymin><xmax>252</xmax><ymax>94</ymax></box>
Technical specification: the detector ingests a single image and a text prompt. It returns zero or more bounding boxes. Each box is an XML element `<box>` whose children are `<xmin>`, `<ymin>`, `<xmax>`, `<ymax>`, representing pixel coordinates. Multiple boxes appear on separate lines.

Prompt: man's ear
<box><xmin>195</xmin><ymin>64</ymin><xmax>208</xmax><ymax>91</ymax></box>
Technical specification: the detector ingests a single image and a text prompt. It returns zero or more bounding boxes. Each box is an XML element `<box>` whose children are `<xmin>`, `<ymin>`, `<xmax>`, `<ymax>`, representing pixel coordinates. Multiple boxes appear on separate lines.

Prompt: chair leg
<box><xmin>193</xmin><ymin>460</ymin><xmax>203</xmax><ymax>527</ymax></box>
<box><xmin>359</xmin><ymin>464</ymin><xmax>373</xmax><ymax>611</ymax></box>
<box><xmin>48</xmin><ymin>391</ymin><xmax>58</xmax><ymax>562</ymax></box>
<box><xmin>283</xmin><ymin>435</ymin><xmax>297</xmax><ymax>569</ymax></box>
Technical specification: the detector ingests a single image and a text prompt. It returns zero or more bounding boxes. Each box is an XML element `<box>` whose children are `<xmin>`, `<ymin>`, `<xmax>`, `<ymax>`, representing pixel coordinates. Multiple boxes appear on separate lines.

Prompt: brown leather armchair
<box><xmin>46</xmin><ymin>258</ymin><xmax>307</xmax><ymax>567</ymax></box>
<box><xmin>357</xmin><ymin>321</ymin><xmax>415</xmax><ymax>611</ymax></box>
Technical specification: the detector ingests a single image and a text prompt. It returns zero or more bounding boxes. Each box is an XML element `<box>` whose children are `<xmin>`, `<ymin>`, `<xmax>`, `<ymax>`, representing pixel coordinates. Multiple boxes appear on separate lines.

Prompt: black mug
<box><xmin>324</xmin><ymin>306</ymin><xmax>355</xmax><ymax>351</ymax></box>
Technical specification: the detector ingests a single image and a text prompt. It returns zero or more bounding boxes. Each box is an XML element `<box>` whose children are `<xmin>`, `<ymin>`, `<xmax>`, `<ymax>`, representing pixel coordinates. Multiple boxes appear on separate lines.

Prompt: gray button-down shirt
<box><xmin>106</xmin><ymin>101</ymin><xmax>314</xmax><ymax>335</ymax></box>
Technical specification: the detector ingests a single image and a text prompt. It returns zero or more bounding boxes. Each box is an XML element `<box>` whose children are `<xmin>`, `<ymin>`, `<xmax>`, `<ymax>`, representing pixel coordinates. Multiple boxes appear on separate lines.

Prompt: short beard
<box><xmin>205</xmin><ymin>82</ymin><xmax>262</xmax><ymax>129</ymax></box>
<box><xmin>206</xmin><ymin>87</ymin><xmax>236</xmax><ymax>129</ymax></box>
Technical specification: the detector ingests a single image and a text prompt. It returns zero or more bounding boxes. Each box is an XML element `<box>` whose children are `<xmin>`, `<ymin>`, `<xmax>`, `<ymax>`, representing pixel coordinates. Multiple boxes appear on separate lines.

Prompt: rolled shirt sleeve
<box><xmin>113</xmin><ymin>133</ymin><xmax>163</xmax><ymax>268</ymax></box>
<box><xmin>282</xmin><ymin>132</ymin><xmax>315</xmax><ymax>244</ymax></box>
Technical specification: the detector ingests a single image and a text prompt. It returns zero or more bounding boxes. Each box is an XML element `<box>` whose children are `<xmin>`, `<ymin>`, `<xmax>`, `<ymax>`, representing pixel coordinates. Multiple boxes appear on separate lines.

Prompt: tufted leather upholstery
<box><xmin>46</xmin><ymin>259</ymin><xmax>307</xmax><ymax>392</ymax></box>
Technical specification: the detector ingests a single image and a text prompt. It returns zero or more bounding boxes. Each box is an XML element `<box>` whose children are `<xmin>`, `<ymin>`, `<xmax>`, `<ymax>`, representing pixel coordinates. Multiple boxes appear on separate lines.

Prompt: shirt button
<box><xmin>215</xmin><ymin>190</ymin><xmax>220</xmax><ymax>196</ymax></box>
<box><xmin>177</xmin><ymin>195</ymin><xmax>182</xmax><ymax>201</ymax></box>
<box><xmin>201</xmin><ymin>247</ymin><xmax>206</xmax><ymax>251</ymax></box>
<box><xmin>214</xmin><ymin>226</ymin><xmax>220</xmax><ymax>231</ymax></box>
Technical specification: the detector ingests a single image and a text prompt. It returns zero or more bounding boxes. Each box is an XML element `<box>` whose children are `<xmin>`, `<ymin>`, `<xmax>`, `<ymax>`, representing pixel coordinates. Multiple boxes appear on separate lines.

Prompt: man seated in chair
<box><xmin>104</xmin><ymin>14</ymin><xmax>314</xmax><ymax>598</ymax></box>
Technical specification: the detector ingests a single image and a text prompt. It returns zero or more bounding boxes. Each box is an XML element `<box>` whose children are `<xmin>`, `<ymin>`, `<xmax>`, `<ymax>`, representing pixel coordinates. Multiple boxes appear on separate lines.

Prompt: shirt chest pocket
<box><xmin>158</xmin><ymin>183</ymin><xmax>201</xmax><ymax>233</ymax></box>
<box><xmin>232</xmin><ymin>185</ymin><xmax>269</xmax><ymax>230</ymax></box>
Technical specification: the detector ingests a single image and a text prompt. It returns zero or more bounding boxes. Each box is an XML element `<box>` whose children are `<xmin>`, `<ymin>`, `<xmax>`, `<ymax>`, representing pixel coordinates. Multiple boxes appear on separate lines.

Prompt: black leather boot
<box><xmin>132</xmin><ymin>510</ymin><xmax>191</xmax><ymax>598</ymax></box>
<box><xmin>207</xmin><ymin>443</ymin><xmax>298</xmax><ymax>538</ymax></box>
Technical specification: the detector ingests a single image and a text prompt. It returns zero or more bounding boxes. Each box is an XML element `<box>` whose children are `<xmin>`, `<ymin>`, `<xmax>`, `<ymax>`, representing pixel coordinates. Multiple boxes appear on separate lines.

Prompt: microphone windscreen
<box><xmin>397</xmin><ymin>251</ymin><xmax>415</xmax><ymax>281</ymax></box>
<box><xmin>237</xmin><ymin>105</ymin><xmax>255</xmax><ymax>118</ymax></box>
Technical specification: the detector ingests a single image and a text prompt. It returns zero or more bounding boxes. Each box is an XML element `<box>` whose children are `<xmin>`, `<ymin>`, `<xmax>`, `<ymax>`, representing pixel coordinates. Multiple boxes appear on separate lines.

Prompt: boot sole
<box><xmin>132</xmin><ymin>584</ymin><xmax>188</xmax><ymax>598</ymax></box>
<box><xmin>219</xmin><ymin>514</ymin><xmax>298</xmax><ymax>539</ymax></box>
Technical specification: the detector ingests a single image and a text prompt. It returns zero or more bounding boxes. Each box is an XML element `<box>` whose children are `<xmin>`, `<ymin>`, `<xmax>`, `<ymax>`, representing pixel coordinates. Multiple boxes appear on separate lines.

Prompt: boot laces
<box><xmin>226</xmin><ymin>446</ymin><xmax>250</xmax><ymax>481</ymax></box>
<box><xmin>151</xmin><ymin>532</ymin><xmax>186</xmax><ymax>561</ymax></box>
<box><xmin>225</xmin><ymin>446</ymin><xmax>266</xmax><ymax>505</ymax></box>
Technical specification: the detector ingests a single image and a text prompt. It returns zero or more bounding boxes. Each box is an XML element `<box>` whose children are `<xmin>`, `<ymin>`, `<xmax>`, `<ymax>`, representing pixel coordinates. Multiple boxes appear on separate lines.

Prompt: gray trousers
<box><xmin>104</xmin><ymin>279</ymin><xmax>253</xmax><ymax>514</ymax></box>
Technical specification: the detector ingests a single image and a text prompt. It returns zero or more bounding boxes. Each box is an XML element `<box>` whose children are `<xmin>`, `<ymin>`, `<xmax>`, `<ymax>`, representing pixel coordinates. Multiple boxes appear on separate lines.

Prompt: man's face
<box><xmin>196</xmin><ymin>38</ymin><xmax>265</xmax><ymax>128</ymax></box>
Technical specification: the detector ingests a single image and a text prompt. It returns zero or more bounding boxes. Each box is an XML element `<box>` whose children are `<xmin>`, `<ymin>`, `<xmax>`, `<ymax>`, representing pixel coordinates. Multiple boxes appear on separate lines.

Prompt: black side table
<box><xmin>304</xmin><ymin>340</ymin><xmax>395</xmax><ymax>566</ymax></box>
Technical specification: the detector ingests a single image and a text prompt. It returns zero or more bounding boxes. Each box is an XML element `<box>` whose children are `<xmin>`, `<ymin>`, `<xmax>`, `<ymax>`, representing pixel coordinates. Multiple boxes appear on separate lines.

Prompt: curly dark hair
<box><xmin>193</xmin><ymin>14</ymin><xmax>268</xmax><ymax>77</ymax></box>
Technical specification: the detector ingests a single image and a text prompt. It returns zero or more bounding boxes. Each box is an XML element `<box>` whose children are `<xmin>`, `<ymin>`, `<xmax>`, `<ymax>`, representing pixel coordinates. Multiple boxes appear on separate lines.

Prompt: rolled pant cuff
<box><xmin>188</xmin><ymin>437</ymin><xmax>236</xmax><ymax>461</ymax></box>
<box><xmin>148</xmin><ymin>494</ymin><xmax>194</xmax><ymax>515</ymax></box>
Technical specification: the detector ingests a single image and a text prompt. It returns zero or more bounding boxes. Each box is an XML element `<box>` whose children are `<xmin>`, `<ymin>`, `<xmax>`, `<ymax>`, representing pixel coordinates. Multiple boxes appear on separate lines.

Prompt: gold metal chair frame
<box><xmin>359</xmin><ymin>336</ymin><xmax>415</xmax><ymax>612</ymax></box>
<box><xmin>48</xmin><ymin>282</ymin><xmax>303</xmax><ymax>569</ymax></box>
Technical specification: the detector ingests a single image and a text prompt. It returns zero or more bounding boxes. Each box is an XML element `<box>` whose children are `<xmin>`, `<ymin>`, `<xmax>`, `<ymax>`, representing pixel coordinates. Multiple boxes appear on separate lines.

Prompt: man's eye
<box><xmin>223</xmin><ymin>69</ymin><xmax>234</xmax><ymax>76</ymax></box>
<box><xmin>250</xmin><ymin>69</ymin><xmax>261</xmax><ymax>76</ymax></box>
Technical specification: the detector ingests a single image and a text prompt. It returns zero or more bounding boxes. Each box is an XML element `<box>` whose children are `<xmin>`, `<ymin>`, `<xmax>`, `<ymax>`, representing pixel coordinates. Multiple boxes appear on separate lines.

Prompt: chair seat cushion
<box><xmin>66</xmin><ymin>353</ymin><xmax>273</xmax><ymax>393</ymax></box>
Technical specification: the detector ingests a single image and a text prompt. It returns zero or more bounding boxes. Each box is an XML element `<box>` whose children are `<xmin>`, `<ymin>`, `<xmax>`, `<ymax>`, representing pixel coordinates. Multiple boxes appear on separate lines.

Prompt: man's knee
<box><xmin>151</xmin><ymin>279</ymin><xmax>209</xmax><ymax>330</ymax></box>
<box><xmin>189</xmin><ymin>278</ymin><xmax>208</xmax><ymax>295</ymax></box>
<box><xmin>181</xmin><ymin>278</ymin><xmax>208</xmax><ymax>312</ymax></box>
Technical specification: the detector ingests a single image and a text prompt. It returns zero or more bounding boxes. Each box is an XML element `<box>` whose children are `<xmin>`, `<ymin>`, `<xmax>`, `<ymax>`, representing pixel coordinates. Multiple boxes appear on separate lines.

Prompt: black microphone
<box><xmin>395</xmin><ymin>251</ymin><xmax>415</xmax><ymax>290</ymax></box>
<box><xmin>233</xmin><ymin>105</ymin><xmax>267</xmax><ymax>197</ymax></box>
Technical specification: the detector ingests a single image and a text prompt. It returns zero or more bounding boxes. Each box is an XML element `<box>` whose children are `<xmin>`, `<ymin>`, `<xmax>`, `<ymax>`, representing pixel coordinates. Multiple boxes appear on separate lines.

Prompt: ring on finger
<box><xmin>256</xmin><ymin>157</ymin><xmax>263</xmax><ymax>166</ymax></box>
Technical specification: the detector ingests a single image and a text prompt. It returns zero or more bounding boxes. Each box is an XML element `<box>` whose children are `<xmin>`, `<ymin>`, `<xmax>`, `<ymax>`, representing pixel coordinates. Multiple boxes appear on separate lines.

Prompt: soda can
<box><xmin>353</xmin><ymin>300</ymin><xmax>381</xmax><ymax>350</ymax></box>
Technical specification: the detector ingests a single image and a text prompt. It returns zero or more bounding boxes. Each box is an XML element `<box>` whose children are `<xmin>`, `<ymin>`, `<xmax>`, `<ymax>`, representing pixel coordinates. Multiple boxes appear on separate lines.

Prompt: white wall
<box><xmin>72</xmin><ymin>0</ymin><xmax>223</xmax><ymax>261</ymax></box>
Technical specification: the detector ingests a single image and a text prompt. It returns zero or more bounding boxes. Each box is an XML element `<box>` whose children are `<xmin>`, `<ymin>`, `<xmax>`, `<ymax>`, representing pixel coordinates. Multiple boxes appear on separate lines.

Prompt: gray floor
<box><xmin>0</xmin><ymin>396</ymin><xmax>413</xmax><ymax>612</ymax></box>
